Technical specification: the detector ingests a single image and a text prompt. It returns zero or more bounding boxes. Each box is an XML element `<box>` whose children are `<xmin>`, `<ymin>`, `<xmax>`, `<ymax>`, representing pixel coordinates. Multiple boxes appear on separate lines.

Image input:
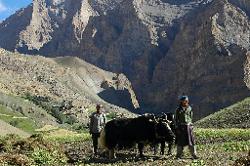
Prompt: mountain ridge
<box><xmin>0</xmin><ymin>0</ymin><xmax>250</xmax><ymax>119</ymax></box>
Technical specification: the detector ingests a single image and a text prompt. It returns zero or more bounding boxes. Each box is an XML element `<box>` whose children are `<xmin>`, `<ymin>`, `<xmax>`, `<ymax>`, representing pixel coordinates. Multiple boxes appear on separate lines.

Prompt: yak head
<box><xmin>155</xmin><ymin>117</ymin><xmax>175</xmax><ymax>141</ymax></box>
<box><xmin>142</xmin><ymin>113</ymin><xmax>175</xmax><ymax>141</ymax></box>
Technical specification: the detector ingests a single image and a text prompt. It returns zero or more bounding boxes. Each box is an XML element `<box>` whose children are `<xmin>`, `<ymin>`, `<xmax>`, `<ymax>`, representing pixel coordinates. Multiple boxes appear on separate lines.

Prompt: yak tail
<box><xmin>98</xmin><ymin>128</ymin><xmax>107</xmax><ymax>150</ymax></box>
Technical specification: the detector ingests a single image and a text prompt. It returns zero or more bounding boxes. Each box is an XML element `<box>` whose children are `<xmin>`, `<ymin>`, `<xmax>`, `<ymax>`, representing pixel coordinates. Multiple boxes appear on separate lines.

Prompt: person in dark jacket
<box><xmin>175</xmin><ymin>96</ymin><xmax>199</xmax><ymax>159</ymax></box>
<box><xmin>89</xmin><ymin>104</ymin><xmax>106</xmax><ymax>156</ymax></box>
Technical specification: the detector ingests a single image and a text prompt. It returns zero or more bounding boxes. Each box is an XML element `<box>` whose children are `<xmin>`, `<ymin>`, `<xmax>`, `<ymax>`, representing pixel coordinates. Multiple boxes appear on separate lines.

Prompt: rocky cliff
<box><xmin>0</xmin><ymin>0</ymin><xmax>249</xmax><ymax>119</ymax></box>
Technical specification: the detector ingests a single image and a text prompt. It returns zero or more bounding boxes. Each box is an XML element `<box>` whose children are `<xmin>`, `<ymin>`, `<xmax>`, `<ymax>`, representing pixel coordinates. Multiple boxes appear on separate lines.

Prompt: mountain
<box><xmin>0</xmin><ymin>48</ymin><xmax>137</xmax><ymax>128</ymax></box>
<box><xmin>195</xmin><ymin>97</ymin><xmax>250</xmax><ymax>128</ymax></box>
<box><xmin>0</xmin><ymin>0</ymin><xmax>250</xmax><ymax>119</ymax></box>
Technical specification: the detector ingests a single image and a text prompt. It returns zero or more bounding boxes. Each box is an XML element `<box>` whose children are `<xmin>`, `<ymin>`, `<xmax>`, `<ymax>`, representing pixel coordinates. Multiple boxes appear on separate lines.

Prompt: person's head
<box><xmin>96</xmin><ymin>104</ymin><xmax>102</xmax><ymax>113</ymax></box>
<box><xmin>179</xmin><ymin>95</ymin><xmax>189</xmax><ymax>107</ymax></box>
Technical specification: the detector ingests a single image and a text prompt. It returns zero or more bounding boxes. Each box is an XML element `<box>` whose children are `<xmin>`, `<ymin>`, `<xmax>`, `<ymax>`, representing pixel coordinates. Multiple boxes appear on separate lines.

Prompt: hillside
<box><xmin>195</xmin><ymin>97</ymin><xmax>250</xmax><ymax>128</ymax></box>
<box><xmin>0</xmin><ymin>48</ymin><xmax>137</xmax><ymax>131</ymax></box>
<box><xmin>0</xmin><ymin>119</ymin><xmax>29</xmax><ymax>137</ymax></box>
<box><xmin>0</xmin><ymin>93</ymin><xmax>56</xmax><ymax>132</ymax></box>
<box><xmin>0</xmin><ymin>0</ymin><xmax>250</xmax><ymax>119</ymax></box>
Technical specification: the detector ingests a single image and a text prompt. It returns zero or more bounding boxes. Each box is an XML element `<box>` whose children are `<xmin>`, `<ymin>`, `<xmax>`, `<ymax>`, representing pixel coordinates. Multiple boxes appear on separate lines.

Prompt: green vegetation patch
<box><xmin>0</xmin><ymin>128</ymin><xmax>249</xmax><ymax>166</ymax></box>
<box><xmin>195</xmin><ymin>128</ymin><xmax>250</xmax><ymax>144</ymax></box>
<box><xmin>46</xmin><ymin>133</ymin><xmax>90</xmax><ymax>143</ymax></box>
<box><xmin>0</xmin><ymin>105</ymin><xmax>23</xmax><ymax>117</ymax></box>
<box><xmin>106</xmin><ymin>112</ymin><xmax>118</xmax><ymax>121</ymax></box>
<box><xmin>23</xmin><ymin>93</ymin><xmax>79</xmax><ymax>125</ymax></box>
<box><xmin>0</xmin><ymin>134</ymin><xmax>68</xmax><ymax>165</ymax></box>
<box><xmin>0</xmin><ymin>92</ymin><xmax>56</xmax><ymax>129</ymax></box>
<box><xmin>43</xmin><ymin>128</ymin><xmax>91</xmax><ymax>143</ymax></box>
<box><xmin>197</xmin><ymin>141</ymin><xmax>250</xmax><ymax>152</ymax></box>
<box><xmin>0</xmin><ymin>104</ymin><xmax>38</xmax><ymax>133</ymax></box>
<box><xmin>31</xmin><ymin>148</ymin><xmax>67</xmax><ymax>165</ymax></box>
<box><xmin>196</xmin><ymin>97</ymin><xmax>250</xmax><ymax>128</ymax></box>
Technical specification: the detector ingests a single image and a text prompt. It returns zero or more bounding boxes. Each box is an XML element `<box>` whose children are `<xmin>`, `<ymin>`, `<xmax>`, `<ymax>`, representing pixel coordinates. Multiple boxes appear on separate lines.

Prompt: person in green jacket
<box><xmin>175</xmin><ymin>96</ymin><xmax>199</xmax><ymax>159</ymax></box>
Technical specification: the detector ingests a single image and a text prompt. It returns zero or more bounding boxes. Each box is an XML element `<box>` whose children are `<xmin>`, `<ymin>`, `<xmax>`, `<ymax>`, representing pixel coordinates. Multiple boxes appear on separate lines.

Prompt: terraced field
<box><xmin>0</xmin><ymin>120</ymin><xmax>29</xmax><ymax>137</ymax></box>
<box><xmin>0</xmin><ymin>128</ymin><xmax>249</xmax><ymax>166</ymax></box>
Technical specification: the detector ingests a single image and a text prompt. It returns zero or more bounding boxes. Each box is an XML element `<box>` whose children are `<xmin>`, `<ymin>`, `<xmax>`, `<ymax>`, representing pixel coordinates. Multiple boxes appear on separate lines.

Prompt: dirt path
<box><xmin>0</xmin><ymin>113</ymin><xmax>28</xmax><ymax>119</ymax></box>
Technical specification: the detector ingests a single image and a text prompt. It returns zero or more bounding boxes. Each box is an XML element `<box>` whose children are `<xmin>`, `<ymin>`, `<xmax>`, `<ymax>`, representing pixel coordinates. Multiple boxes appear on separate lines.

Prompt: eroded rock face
<box><xmin>149</xmin><ymin>0</ymin><xmax>250</xmax><ymax>119</ymax></box>
<box><xmin>101</xmin><ymin>73</ymin><xmax>140</xmax><ymax>110</ymax></box>
<box><xmin>229</xmin><ymin>0</ymin><xmax>250</xmax><ymax>16</ymax></box>
<box><xmin>0</xmin><ymin>0</ymin><xmax>249</xmax><ymax>119</ymax></box>
<box><xmin>244</xmin><ymin>52</ymin><xmax>250</xmax><ymax>88</ymax></box>
<box><xmin>19</xmin><ymin>0</ymin><xmax>54</xmax><ymax>50</ymax></box>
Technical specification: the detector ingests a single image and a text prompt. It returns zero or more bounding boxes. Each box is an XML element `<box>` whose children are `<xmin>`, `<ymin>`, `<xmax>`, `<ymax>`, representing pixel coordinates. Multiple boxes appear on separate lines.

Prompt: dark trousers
<box><xmin>176</xmin><ymin>145</ymin><xmax>197</xmax><ymax>157</ymax></box>
<box><xmin>92</xmin><ymin>133</ymin><xmax>100</xmax><ymax>154</ymax></box>
<box><xmin>176</xmin><ymin>125</ymin><xmax>197</xmax><ymax>158</ymax></box>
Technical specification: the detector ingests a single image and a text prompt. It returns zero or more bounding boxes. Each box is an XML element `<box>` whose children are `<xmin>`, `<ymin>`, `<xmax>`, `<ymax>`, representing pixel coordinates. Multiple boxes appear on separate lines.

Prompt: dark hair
<box><xmin>96</xmin><ymin>104</ymin><xmax>101</xmax><ymax>110</ymax></box>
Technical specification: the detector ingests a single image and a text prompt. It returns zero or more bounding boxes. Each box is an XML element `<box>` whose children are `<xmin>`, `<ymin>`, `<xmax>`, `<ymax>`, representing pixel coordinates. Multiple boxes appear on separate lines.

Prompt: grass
<box><xmin>43</xmin><ymin>128</ymin><xmax>250</xmax><ymax>145</ymax></box>
<box><xmin>46</xmin><ymin>133</ymin><xmax>90</xmax><ymax>143</ymax></box>
<box><xmin>45</xmin><ymin>129</ymin><xmax>91</xmax><ymax>143</ymax></box>
<box><xmin>195</xmin><ymin>97</ymin><xmax>250</xmax><ymax>128</ymax></box>
<box><xmin>0</xmin><ymin>104</ymin><xmax>38</xmax><ymax>133</ymax></box>
<box><xmin>0</xmin><ymin>105</ymin><xmax>23</xmax><ymax>117</ymax></box>
<box><xmin>197</xmin><ymin>141</ymin><xmax>250</xmax><ymax>152</ymax></box>
<box><xmin>0</xmin><ymin>114</ymin><xmax>36</xmax><ymax>133</ymax></box>
<box><xmin>42</xmin><ymin>128</ymin><xmax>250</xmax><ymax>145</ymax></box>
<box><xmin>195</xmin><ymin>128</ymin><xmax>250</xmax><ymax>144</ymax></box>
<box><xmin>0</xmin><ymin>92</ymin><xmax>56</xmax><ymax>130</ymax></box>
<box><xmin>106</xmin><ymin>112</ymin><xmax>118</xmax><ymax>121</ymax></box>
<box><xmin>0</xmin><ymin>128</ymin><xmax>249</xmax><ymax>165</ymax></box>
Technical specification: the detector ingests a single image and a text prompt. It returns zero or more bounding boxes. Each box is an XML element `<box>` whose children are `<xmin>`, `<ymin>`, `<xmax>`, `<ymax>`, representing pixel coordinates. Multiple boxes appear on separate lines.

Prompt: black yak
<box><xmin>98</xmin><ymin>114</ymin><xmax>175</xmax><ymax>159</ymax></box>
<box><xmin>153</xmin><ymin>113</ymin><xmax>176</xmax><ymax>155</ymax></box>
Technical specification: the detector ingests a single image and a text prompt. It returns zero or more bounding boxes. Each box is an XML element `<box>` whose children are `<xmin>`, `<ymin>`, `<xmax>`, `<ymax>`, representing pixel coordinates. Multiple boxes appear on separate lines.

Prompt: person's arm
<box><xmin>102</xmin><ymin>113</ymin><xmax>107</xmax><ymax>125</ymax></box>
<box><xmin>89</xmin><ymin>115</ymin><xmax>93</xmax><ymax>134</ymax></box>
<box><xmin>174</xmin><ymin>109</ymin><xmax>179</xmax><ymax>129</ymax></box>
<box><xmin>104</xmin><ymin>114</ymin><xmax>107</xmax><ymax>124</ymax></box>
<box><xmin>190</xmin><ymin>108</ymin><xmax>193</xmax><ymax>124</ymax></box>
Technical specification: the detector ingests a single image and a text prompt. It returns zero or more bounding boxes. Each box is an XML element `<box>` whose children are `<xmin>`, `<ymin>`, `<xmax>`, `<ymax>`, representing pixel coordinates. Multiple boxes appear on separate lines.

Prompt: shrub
<box><xmin>71</xmin><ymin>123</ymin><xmax>88</xmax><ymax>132</ymax></box>
<box><xmin>51</xmin><ymin>108</ymin><xmax>66</xmax><ymax>124</ymax></box>
<box><xmin>0</xmin><ymin>154</ymin><xmax>31</xmax><ymax>166</ymax></box>
<box><xmin>30</xmin><ymin>148</ymin><xmax>67</xmax><ymax>165</ymax></box>
<box><xmin>106</xmin><ymin>112</ymin><xmax>118</xmax><ymax>120</ymax></box>
<box><xmin>66</xmin><ymin>114</ymin><xmax>78</xmax><ymax>125</ymax></box>
<box><xmin>0</xmin><ymin>134</ymin><xmax>21</xmax><ymax>153</ymax></box>
<box><xmin>10</xmin><ymin>120</ymin><xmax>18</xmax><ymax>127</ymax></box>
<box><xmin>51</xmin><ymin>109</ymin><xmax>78</xmax><ymax>125</ymax></box>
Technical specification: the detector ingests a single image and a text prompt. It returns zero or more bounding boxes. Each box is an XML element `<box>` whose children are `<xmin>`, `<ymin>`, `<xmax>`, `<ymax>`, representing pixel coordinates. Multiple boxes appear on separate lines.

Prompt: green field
<box><xmin>0</xmin><ymin>104</ymin><xmax>38</xmax><ymax>133</ymax></box>
<box><xmin>195</xmin><ymin>128</ymin><xmax>250</xmax><ymax>144</ymax></box>
<box><xmin>0</xmin><ymin>93</ymin><xmax>57</xmax><ymax>134</ymax></box>
<box><xmin>0</xmin><ymin>93</ymin><xmax>249</xmax><ymax>165</ymax></box>
<box><xmin>195</xmin><ymin>98</ymin><xmax>250</xmax><ymax>128</ymax></box>
<box><xmin>0</xmin><ymin>128</ymin><xmax>248</xmax><ymax>166</ymax></box>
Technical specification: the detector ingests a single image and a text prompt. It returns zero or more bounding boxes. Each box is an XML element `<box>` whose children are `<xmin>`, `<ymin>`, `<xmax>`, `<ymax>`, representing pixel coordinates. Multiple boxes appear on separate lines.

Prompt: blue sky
<box><xmin>0</xmin><ymin>0</ymin><xmax>31</xmax><ymax>21</ymax></box>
